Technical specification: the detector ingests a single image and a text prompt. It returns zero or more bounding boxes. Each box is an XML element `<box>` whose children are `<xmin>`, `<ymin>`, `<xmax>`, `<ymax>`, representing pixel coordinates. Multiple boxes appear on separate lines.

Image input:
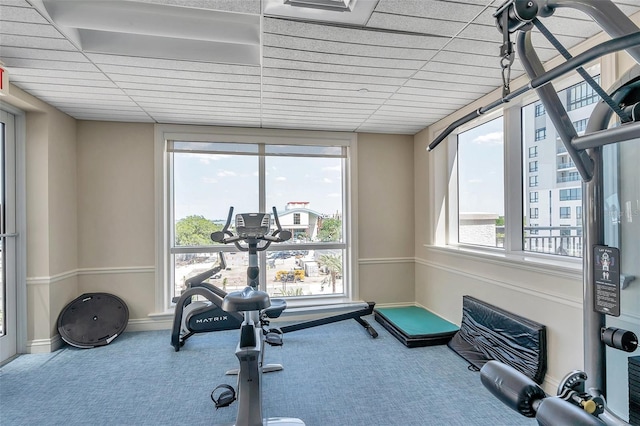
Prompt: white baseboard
<box><xmin>126</xmin><ymin>317</ymin><xmax>173</xmax><ymax>332</ymax></box>
<box><xmin>26</xmin><ymin>334</ymin><xmax>63</xmax><ymax>354</ymax></box>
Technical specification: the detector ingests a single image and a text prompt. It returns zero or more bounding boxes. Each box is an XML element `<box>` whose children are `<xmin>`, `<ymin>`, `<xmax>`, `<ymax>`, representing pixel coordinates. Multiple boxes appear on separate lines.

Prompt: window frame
<box><xmin>154</xmin><ymin>125</ymin><xmax>358</xmax><ymax>312</ymax></box>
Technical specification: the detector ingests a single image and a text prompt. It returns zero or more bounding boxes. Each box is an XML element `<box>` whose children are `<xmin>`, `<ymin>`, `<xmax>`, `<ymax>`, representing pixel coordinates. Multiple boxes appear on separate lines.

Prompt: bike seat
<box><xmin>222</xmin><ymin>287</ymin><xmax>271</xmax><ymax>312</ymax></box>
<box><xmin>263</xmin><ymin>298</ymin><xmax>286</xmax><ymax>319</ymax></box>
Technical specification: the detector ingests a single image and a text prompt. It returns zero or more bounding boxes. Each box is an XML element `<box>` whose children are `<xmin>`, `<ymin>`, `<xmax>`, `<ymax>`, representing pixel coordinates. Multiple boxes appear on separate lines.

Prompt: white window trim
<box><xmin>154</xmin><ymin>124</ymin><xmax>358</xmax><ymax>313</ymax></box>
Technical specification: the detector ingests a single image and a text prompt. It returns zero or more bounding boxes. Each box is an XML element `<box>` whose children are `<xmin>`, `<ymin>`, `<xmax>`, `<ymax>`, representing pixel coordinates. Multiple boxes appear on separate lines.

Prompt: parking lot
<box><xmin>175</xmin><ymin>251</ymin><xmax>343</xmax><ymax>298</ymax></box>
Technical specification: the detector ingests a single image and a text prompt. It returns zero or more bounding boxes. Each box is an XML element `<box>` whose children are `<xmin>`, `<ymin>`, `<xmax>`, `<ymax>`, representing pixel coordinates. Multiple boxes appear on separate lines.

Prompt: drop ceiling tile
<box><xmin>366</xmin><ymin>12</ymin><xmax>469</xmax><ymax>37</ymax></box>
<box><xmin>0</xmin><ymin>46</ymin><xmax>88</xmax><ymax>62</ymax></box>
<box><xmin>263</xmin><ymin>17</ymin><xmax>448</xmax><ymax>50</ymax></box>
<box><xmin>263</xmin><ymin>103</ymin><xmax>376</xmax><ymax>115</ymax></box>
<box><xmin>15</xmin><ymin>82</ymin><xmax>124</xmax><ymax>96</ymax></box>
<box><xmin>262</xmin><ymin>98</ymin><xmax>379</xmax><ymax>111</ymax></box>
<box><xmin>421</xmin><ymin>60</ymin><xmax>502</xmax><ymax>79</ymax></box>
<box><xmin>263</xmin><ymin>85</ymin><xmax>390</xmax><ymax>101</ymax></box>
<box><xmin>98</xmin><ymin>64</ymin><xmax>261</xmax><ymax>84</ymax></box>
<box><xmin>31</xmin><ymin>91</ymin><xmax>133</xmax><ymax>102</ymax></box>
<box><xmin>0</xmin><ymin>5</ymin><xmax>50</xmax><ymax>24</ymax></box>
<box><xmin>135</xmin><ymin>97</ymin><xmax>258</xmax><ymax>107</ymax></box>
<box><xmin>0</xmin><ymin>34</ymin><xmax>78</xmax><ymax>50</ymax></box>
<box><xmin>404</xmin><ymin>77</ymin><xmax>494</xmax><ymax>94</ymax></box>
<box><xmin>262</xmin><ymin>76</ymin><xmax>398</xmax><ymax>93</ymax></box>
<box><xmin>433</xmin><ymin>50</ymin><xmax>524</xmax><ymax>71</ymax></box>
<box><xmin>0</xmin><ymin>58</ymin><xmax>101</xmax><ymax>72</ymax></box>
<box><xmin>263</xmin><ymin>46</ymin><xmax>428</xmax><ymax>69</ymax></box>
<box><xmin>374</xmin><ymin>0</ymin><xmax>488</xmax><ymax>22</ymax></box>
<box><xmin>262</xmin><ymin>68</ymin><xmax>409</xmax><ymax>86</ymax></box>
<box><xmin>87</xmin><ymin>53</ymin><xmax>261</xmax><ymax>75</ymax></box>
<box><xmin>263</xmin><ymin>33</ymin><xmax>437</xmax><ymax>61</ymax></box>
<box><xmin>118</xmin><ymin>84</ymin><xmax>259</xmax><ymax>98</ymax></box>
<box><xmin>0</xmin><ymin>0</ymin><xmax>32</xmax><ymax>7</ymax></box>
<box><xmin>263</xmin><ymin>57</ymin><xmax>417</xmax><ymax>78</ymax></box>
<box><xmin>0</xmin><ymin>21</ymin><xmax>64</xmax><ymax>38</ymax></box>
<box><xmin>10</xmin><ymin>75</ymin><xmax>117</xmax><ymax>88</ymax></box>
<box><xmin>125</xmin><ymin>89</ymin><xmax>260</xmax><ymax>103</ymax></box>
<box><xmin>71</xmin><ymin>113</ymin><xmax>154</xmax><ymax>122</ymax></box>
<box><xmin>263</xmin><ymin>91</ymin><xmax>385</xmax><ymax>106</ymax></box>
<box><xmin>388</xmin><ymin>93</ymin><xmax>470</xmax><ymax>107</ymax></box>
<box><xmin>396</xmin><ymin>86</ymin><xmax>483</xmax><ymax>100</ymax></box>
<box><xmin>111</xmin><ymin>74</ymin><xmax>261</xmax><ymax>91</ymax></box>
<box><xmin>6</xmin><ymin>67</ymin><xmax>109</xmax><ymax>81</ymax></box>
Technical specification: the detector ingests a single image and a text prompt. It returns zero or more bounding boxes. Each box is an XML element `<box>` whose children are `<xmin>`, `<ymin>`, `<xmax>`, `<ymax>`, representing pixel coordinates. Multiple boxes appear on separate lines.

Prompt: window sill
<box><xmin>148</xmin><ymin>295</ymin><xmax>359</xmax><ymax>323</ymax></box>
<box><xmin>423</xmin><ymin>244</ymin><xmax>582</xmax><ymax>279</ymax></box>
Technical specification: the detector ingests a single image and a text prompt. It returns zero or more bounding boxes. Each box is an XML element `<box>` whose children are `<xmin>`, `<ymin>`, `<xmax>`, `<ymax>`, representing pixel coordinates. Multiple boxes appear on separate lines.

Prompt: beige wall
<box><xmin>357</xmin><ymin>133</ymin><xmax>415</xmax><ymax>304</ymax></box>
<box><xmin>75</xmin><ymin>121</ymin><xmax>156</xmax><ymax>322</ymax></box>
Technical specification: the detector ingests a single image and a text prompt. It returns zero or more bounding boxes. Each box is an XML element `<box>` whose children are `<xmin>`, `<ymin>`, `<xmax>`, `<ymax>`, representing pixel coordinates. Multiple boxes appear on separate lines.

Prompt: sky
<box><xmin>173</xmin><ymin>153</ymin><xmax>343</xmax><ymax>221</ymax></box>
<box><xmin>457</xmin><ymin>116</ymin><xmax>505</xmax><ymax>216</ymax></box>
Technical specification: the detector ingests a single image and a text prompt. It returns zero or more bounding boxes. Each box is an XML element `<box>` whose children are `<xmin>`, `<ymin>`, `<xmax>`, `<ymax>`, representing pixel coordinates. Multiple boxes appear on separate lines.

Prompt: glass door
<box><xmin>602</xmin><ymin>137</ymin><xmax>640</xmax><ymax>421</ymax></box>
<box><xmin>0</xmin><ymin>110</ymin><xmax>17</xmax><ymax>364</ymax></box>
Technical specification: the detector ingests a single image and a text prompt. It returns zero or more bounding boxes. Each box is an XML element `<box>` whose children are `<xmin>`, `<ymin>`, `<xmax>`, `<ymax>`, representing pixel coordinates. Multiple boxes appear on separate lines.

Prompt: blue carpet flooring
<box><xmin>1</xmin><ymin>316</ymin><xmax>534</xmax><ymax>425</ymax></box>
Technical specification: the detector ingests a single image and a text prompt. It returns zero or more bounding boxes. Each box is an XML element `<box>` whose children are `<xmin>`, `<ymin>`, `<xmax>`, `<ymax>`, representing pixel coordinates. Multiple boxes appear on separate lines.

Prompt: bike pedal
<box><xmin>211</xmin><ymin>384</ymin><xmax>236</xmax><ymax>409</ymax></box>
<box><xmin>265</xmin><ymin>330</ymin><xmax>283</xmax><ymax>346</ymax></box>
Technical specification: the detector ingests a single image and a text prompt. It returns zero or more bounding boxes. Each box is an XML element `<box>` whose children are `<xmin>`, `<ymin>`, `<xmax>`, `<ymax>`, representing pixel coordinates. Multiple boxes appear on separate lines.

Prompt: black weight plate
<box><xmin>57</xmin><ymin>293</ymin><xmax>129</xmax><ymax>349</ymax></box>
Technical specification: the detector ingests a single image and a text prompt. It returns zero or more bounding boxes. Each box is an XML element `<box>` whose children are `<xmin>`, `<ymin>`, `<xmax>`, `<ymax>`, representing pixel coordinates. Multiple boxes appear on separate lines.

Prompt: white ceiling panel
<box><xmin>263</xmin><ymin>57</ymin><xmax>417</xmax><ymax>78</ymax></box>
<box><xmin>0</xmin><ymin>0</ymin><xmax>637</xmax><ymax>133</ymax></box>
<box><xmin>264</xmin><ymin>18</ymin><xmax>448</xmax><ymax>50</ymax></box>
<box><xmin>366</xmin><ymin>12</ymin><xmax>470</xmax><ymax>37</ymax></box>
<box><xmin>263</xmin><ymin>46</ymin><xmax>429</xmax><ymax>69</ymax></box>
<box><xmin>374</xmin><ymin>0</ymin><xmax>489</xmax><ymax>22</ymax></box>
<box><xmin>263</xmin><ymin>33</ymin><xmax>437</xmax><ymax>61</ymax></box>
<box><xmin>0</xmin><ymin>34</ymin><xmax>77</xmax><ymax>51</ymax></box>
<box><xmin>0</xmin><ymin>21</ymin><xmax>65</xmax><ymax>38</ymax></box>
<box><xmin>0</xmin><ymin>5</ymin><xmax>50</xmax><ymax>24</ymax></box>
<box><xmin>0</xmin><ymin>46</ymin><xmax>88</xmax><ymax>62</ymax></box>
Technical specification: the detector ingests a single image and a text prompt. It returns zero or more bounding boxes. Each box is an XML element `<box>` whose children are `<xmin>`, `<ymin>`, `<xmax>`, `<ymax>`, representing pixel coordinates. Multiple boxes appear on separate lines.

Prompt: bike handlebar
<box><xmin>210</xmin><ymin>207</ymin><xmax>291</xmax><ymax>251</ymax></box>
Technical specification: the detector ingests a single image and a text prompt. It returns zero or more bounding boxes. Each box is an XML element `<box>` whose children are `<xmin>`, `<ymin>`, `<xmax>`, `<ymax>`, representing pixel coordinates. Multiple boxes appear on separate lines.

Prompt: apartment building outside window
<box><xmin>560</xmin><ymin>207</ymin><xmax>571</xmax><ymax>219</ymax></box>
<box><xmin>535</xmin><ymin>127</ymin><xmax>547</xmax><ymax>141</ymax></box>
<box><xmin>530</xmin><ymin>191</ymin><xmax>538</xmax><ymax>203</ymax></box>
<box><xmin>529</xmin><ymin>146</ymin><xmax>538</xmax><ymax>158</ymax></box>
<box><xmin>573</xmin><ymin>118</ymin><xmax>588</xmax><ymax>134</ymax></box>
<box><xmin>560</xmin><ymin>188</ymin><xmax>581</xmax><ymax>201</ymax></box>
<box><xmin>567</xmin><ymin>75</ymin><xmax>600</xmax><ymax>111</ymax></box>
<box><xmin>534</xmin><ymin>103</ymin><xmax>545</xmax><ymax>117</ymax></box>
<box><xmin>529</xmin><ymin>161</ymin><xmax>538</xmax><ymax>172</ymax></box>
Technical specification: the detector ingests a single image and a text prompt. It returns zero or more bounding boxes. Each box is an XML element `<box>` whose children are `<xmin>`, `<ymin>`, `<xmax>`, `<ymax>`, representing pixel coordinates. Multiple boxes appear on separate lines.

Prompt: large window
<box><xmin>158</xmin><ymin>127</ymin><xmax>355</xmax><ymax>308</ymax></box>
<box><xmin>456</xmin><ymin>117</ymin><xmax>504</xmax><ymax>247</ymax></box>
<box><xmin>442</xmin><ymin>65</ymin><xmax>601</xmax><ymax>261</ymax></box>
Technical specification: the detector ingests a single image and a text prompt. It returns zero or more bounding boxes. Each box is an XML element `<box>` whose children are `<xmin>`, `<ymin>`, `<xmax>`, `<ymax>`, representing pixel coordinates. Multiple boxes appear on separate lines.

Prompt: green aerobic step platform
<box><xmin>374</xmin><ymin>306</ymin><xmax>459</xmax><ymax>348</ymax></box>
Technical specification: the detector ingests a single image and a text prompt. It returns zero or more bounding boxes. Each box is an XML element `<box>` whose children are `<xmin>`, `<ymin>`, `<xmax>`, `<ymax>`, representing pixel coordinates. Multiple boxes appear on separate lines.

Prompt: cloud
<box><xmin>472</xmin><ymin>131</ymin><xmax>503</xmax><ymax>145</ymax></box>
<box><xmin>322</xmin><ymin>166</ymin><xmax>341</xmax><ymax>172</ymax></box>
<box><xmin>327</xmin><ymin>192</ymin><xmax>341</xmax><ymax>198</ymax></box>
<box><xmin>468</xmin><ymin>178</ymin><xmax>483</xmax><ymax>184</ymax></box>
<box><xmin>202</xmin><ymin>177</ymin><xmax>218</xmax><ymax>184</ymax></box>
<box><xmin>217</xmin><ymin>170</ymin><xmax>237</xmax><ymax>177</ymax></box>
<box><xmin>183</xmin><ymin>153</ymin><xmax>230</xmax><ymax>165</ymax></box>
<box><xmin>323</xmin><ymin>178</ymin><xmax>332</xmax><ymax>183</ymax></box>
<box><xmin>275</xmin><ymin>176</ymin><xmax>287</xmax><ymax>181</ymax></box>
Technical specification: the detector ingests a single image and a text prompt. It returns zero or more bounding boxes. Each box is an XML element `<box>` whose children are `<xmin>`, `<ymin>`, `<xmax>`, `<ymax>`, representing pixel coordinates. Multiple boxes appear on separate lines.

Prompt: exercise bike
<box><xmin>171</xmin><ymin>217</ymin><xmax>378</xmax><ymax>354</ymax></box>
<box><xmin>208</xmin><ymin>207</ymin><xmax>304</xmax><ymax>426</ymax></box>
